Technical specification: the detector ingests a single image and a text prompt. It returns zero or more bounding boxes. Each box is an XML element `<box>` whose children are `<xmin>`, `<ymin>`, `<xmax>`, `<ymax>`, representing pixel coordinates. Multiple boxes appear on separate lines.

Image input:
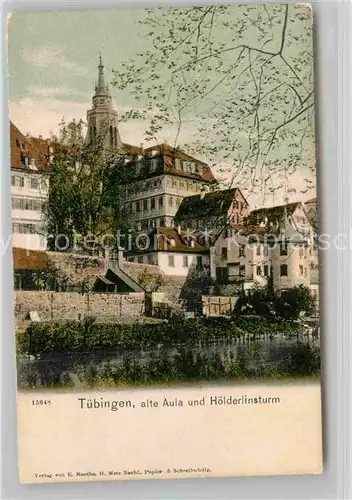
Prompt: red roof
<box><xmin>10</xmin><ymin>121</ymin><xmax>51</xmax><ymax>172</ymax></box>
<box><xmin>13</xmin><ymin>247</ymin><xmax>49</xmax><ymax>270</ymax></box>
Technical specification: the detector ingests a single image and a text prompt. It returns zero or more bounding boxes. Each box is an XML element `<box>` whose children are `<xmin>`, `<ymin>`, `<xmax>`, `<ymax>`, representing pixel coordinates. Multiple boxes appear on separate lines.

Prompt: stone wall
<box><xmin>47</xmin><ymin>252</ymin><xmax>107</xmax><ymax>289</ymax></box>
<box><xmin>14</xmin><ymin>291</ymin><xmax>145</xmax><ymax>324</ymax></box>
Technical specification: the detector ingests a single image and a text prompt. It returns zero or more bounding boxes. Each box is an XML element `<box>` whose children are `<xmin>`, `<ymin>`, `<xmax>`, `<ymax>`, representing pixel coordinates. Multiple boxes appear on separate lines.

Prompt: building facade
<box><xmin>174</xmin><ymin>187</ymin><xmax>250</xmax><ymax>237</ymax></box>
<box><xmin>119</xmin><ymin>144</ymin><xmax>217</xmax><ymax>230</ymax></box>
<box><xmin>126</xmin><ymin>227</ymin><xmax>210</xmax><ymax>277</ymax></box>
<box><xmin>10</xmin><ymin>122</ymin><xmax>51</xmax><ymax>251</ymax></box>
<box><xmin>211</xmin><ymin>202</ymin><xmax>318</xmax><ymax>296</ymax></box>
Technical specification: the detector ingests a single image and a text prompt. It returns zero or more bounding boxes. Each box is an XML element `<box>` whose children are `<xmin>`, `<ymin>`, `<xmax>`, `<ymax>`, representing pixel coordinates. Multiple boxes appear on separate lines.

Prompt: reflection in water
<box><xmin>17</xmin><ymin>335</ymin><xmax>320</xmax><ymax>390</ymax></box>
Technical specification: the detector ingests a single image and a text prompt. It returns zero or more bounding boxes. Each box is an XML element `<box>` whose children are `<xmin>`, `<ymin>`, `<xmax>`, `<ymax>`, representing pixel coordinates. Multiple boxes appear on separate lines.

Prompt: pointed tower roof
<box><xmin>94</xmin><ymin>54</ymin><xmax>110</xmax><ymax>97</ymax></box>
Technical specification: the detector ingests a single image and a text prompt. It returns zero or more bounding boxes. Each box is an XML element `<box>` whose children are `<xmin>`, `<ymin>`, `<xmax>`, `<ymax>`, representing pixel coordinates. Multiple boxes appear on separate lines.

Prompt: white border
<box><xmin>0</xmin><ymin>1</ymin><xmax>350</xmax><ymax>499</ymax></box>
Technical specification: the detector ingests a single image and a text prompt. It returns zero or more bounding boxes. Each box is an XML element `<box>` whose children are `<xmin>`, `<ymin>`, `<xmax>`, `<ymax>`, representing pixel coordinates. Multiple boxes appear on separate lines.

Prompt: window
<box><xmin>159</xmin><ymin>197</ymin><xmax>164</xmax><ymax>208</ymax></box>
<box><xmin>280</xmin><ymin>242</ymin><xmax>288</xmax><ymax>256</ymax></box>
<box><xmin>16</xmin><ymin>139</ymin><xmax>20</xmax><ymax>147</ymax></box>
<box><xmin>151</xmin><ymin>158</ymin><xmax>159</xmax><ymax>172</ymax></box>
<box><xmin>256</xmin><ymin>266</ymin><xmax>261</xmax><ymax>276</ymax></box>
<box><xmin>30</xmin><ymin>178</ymin><xmax>39</xmax><ymax>189</ymax></box>
<box><xmin>239</xmin><ymin>245</ymin><xmax>245</xmax><ymax>258</ymax></box>
<box><xmin>137</xmin><ymin>256</ymin><xmax>143</xmax><ymax>264</ymax></box>
<box><xmin>239</xmin><ymin>265</ymin><xmax>246</xmax><ymax>277</ymax></box>
<box><xmin>175</xmin><ymin>158</ymin><xmax>182</xmax><ymax>170</ymax></box>
<box><xmin>168</xmin><ymin>255</ymin><xmax>175</xmax><ymax>267</ymax></box>
<box><xmin>168</xmin><ymin>196</ymin><xmax>173</xmax><ymax>207</ymax></box>
<box><xmin>151</xmin><ymin>198</ymin><xmax>156</xmax><ymax>210</ymax></box>
<box><xmin>160</xmin><ymin>218</ymin><xmax>165</xmax><ymax>227</ymax></box>
<box><xmin>264</xmin><ymin>265</ymin><xmax>269</xmax><ymax>277</ymax></box>
<box><xmin>12</xmin><ymin>223</ymin><xmax>37</xmax><ymax>234</ymax></box>
<box><xmin>183</xmin><ymin>256</ymin><xmax>189</xmax><ymax>267</ymax></box>
<box><xmin>136</xmin><ymin>201</ymin><xmax>141</xmax><ymax>213</ymax></box>
<box><xmin>147</xmin><ymin>255</ymin><xmax>153</xmax><ymax>265</ymax></box>
<box><xmin>221</xmin><ymin>247</ymin><xmax>228</xmax><ymax>260</ymax></box>
<box><xmin>11</xmin><ymin>175</ymin><xmax>24</xmax><ymax>187</ymax></box>
<box><xmin>256</xmin><ymin>245</ymin><xmax>261</xmax><ymax>256</ymax></box>
<box><xmin>299</xmin><ymin>265</ymin><xmax>304</xmax><ymax>275</ymax></box>
<box><xmin>280</xmin><ymin>264</ymin><xmax>288</xmax><ymax>277</ymax></box>
<box><xmin>176</xmin><ymin>198</ymin><xmax>181</xmax><ymax>208</ymax></box>
<box><xmin>264</xmin><ymin>245</ymin><xmax>269</xmax><ymax>257</ymax></box>
<box><xmin>143</xmin><ymin>199</ymin><xmax>148</xmax><ymax>211</ymax></box>
<box><xmin>196</xmin><ymin>256</ymin><xmax>203</xmax><ymax>269</ymax></box>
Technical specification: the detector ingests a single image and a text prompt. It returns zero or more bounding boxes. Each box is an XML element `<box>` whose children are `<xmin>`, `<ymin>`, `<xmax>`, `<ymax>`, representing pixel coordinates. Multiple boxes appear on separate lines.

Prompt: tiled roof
<box><xmin>119</xmin><ymin>142</ymin><xmax>216</xmax><ymax>184</ymax></box>
<box><xmin>129</xmin><ymin>227</ymin><xmax>208</xmax><ymax>255</ymax></box>
<box><xmin>122</xmin><ymin>143</ymin><xmax>143</xmax><ymax>155</ymax></box>
<box><xmin>249</xmin><ymin>201</ymin><xmax>301</xmax><ymax>219</ymax></box>
<box><xmin>156</xmin><ymin>227</ymin><xmax>209</xmax><ymax>253</ymax></box>
<box><xmin>10</xmin><ymin>121</ymin><xmax>51</xmax><ymax>172</ymax></box>
<box><xmin>13</xmin><ymin>247</ymin><xmax>49</xmax><ymax>270</ymax></box>
<box><xmin>175</xmin><ymin>188</ymin><xmax>238</xmax><ymax>220</ymax></box>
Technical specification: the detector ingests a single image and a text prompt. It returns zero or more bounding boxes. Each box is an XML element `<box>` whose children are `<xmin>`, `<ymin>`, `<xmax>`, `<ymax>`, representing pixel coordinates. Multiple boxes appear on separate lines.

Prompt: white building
<box><xmin>10</xmin><ymin>122</ymin><xmax>51</xmax><ymax>251</ymax></box>
<box><xmin>211</xmin><ymin>201</ymin><xmax>318</xmax><ymax>296</ymax></box>
<box><xmin>119</xmin><ymin>144</ymin><xmax>218</xmax><ymax>230</ymax></box>
<box><xmin>127</xmin><ymin>227</ymin><xmax>210</xmax><ymax>278</ymax></box>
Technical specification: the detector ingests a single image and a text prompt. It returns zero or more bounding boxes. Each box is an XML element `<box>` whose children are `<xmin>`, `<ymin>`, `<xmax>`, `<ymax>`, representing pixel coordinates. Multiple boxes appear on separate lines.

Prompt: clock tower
<box><xmin>86</xmin><ymin>55</ymin><xmax>122</xmax><ymax>150</ymax></box>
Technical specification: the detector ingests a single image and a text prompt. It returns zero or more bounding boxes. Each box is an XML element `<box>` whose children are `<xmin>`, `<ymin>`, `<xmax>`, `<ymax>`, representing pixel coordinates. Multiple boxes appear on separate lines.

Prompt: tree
<box><xmin>114</xmin><ymin>4</ymin><xmax>315</xmax><ymax>204</ymax></box>
<box><xmin>274</xmin><ymin>285</ymin><xmax>316</xmax><ymax>320</ymax></box>
<box><xmin>45</xmin><ymin>119</ymin><xmax>132</xmax><ymax>251</ymax></box>
<box><xmin>233</xmin><ymin>284</ymin><xmax>316</xmax><ymax>320</ymax></box>
<box><xmin>137</xmin><ymin>268</ymin><xmax>169</xmax><ymax>292</ymax></box>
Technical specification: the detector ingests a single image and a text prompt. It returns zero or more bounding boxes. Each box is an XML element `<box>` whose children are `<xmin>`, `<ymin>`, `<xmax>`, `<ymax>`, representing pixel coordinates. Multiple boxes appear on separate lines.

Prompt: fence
<box><xmin>202</xmin><ymin>295</ymin><xmax>239</xmax><ymax>317</ymax></box>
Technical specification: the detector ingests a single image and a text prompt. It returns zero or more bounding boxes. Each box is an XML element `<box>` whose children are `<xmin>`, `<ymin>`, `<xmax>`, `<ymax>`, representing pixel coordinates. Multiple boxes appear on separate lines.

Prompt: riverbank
<box><xmin>17</xmin><ymin>338</ymin><xmax>320</xmax><ymax>390</ymax></box>
<box><xmin>17</xmin><ymin>316</ymin><xmax>317</xmax><ymax>357</ymax></box>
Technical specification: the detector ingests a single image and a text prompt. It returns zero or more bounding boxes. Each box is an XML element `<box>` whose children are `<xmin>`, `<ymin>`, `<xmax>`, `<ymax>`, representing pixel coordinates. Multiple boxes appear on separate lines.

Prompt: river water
<box><xmin>17</xmin><ymin>333</ymin><xmax>320</xmax><ymax>389</ymax></box>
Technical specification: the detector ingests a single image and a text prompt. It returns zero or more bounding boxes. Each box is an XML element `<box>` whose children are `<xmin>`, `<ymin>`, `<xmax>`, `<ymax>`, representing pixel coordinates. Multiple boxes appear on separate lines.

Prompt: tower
<box><xmin>86</xmin><ymin>55</ymin><xmax>122</xmax><ymax>150</ymax></box>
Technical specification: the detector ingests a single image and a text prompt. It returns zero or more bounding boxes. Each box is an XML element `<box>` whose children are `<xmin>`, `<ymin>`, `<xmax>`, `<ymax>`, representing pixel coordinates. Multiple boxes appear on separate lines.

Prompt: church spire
<box><xmin>95</xmin><ymin>53</ymin><xmax>110</xmax><ymax>96</ymax></box>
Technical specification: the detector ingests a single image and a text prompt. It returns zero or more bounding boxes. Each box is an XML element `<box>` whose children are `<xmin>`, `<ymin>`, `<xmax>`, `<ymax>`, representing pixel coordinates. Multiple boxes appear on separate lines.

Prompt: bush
<box><xmin>17</xmin><ymin>340</ymin><xmax>320</xmax><ymax>389</ymax></box>
<box><xmin>19</xmin><ymin>314</ymin><xmax>309</xmax><ymax>358</ymax></box>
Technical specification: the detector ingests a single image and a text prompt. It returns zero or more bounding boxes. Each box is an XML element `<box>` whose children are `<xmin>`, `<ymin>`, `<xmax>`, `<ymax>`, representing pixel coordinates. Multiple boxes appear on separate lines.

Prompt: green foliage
<box><xmin>46</xmin><ymin>119</ymin><xmax>128</xmax><ymax>250</ymax></box>
<box><xmin>236</xmin><ymin>285</ymin><xmax>316</xmax><ymax>320</ymax></box>
<box><xmin>17</xmin><ymin>340</ymin><xmax>320</xmax><ymax>389</ymax></box>
<box><xmin>22</xmin><ymin>316</ymin><xmax>298</xmax><ymax>357</ymax></box>
<box><xmin>115</xmin><ymin>4</ymin><xmax>315</xmax><ymax>202</ymax></box>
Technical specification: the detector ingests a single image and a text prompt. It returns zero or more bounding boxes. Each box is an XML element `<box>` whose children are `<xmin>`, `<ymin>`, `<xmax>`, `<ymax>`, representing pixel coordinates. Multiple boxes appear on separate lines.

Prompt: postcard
<box><xmin>8</xmin><ymin>4</ymin><xmax>322</xmax><ymax>483</ymax></box>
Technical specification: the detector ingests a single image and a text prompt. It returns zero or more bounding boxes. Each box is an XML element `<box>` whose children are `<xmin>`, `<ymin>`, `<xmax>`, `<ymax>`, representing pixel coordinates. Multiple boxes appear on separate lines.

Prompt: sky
<box><xmin>7</xmin><ymin>7</ymin><xmax>317</xmax><ymax>208</ymax></box>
